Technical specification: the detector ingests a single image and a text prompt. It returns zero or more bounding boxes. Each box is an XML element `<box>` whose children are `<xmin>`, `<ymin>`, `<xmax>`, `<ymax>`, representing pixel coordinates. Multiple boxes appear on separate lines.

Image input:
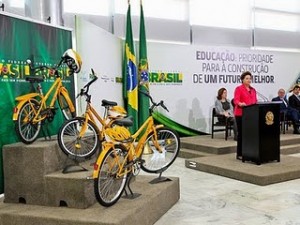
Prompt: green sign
<box><xmin>0</xmin><ymin>13</ymin><xmax>73</xmax><ymax>193</ymax></box>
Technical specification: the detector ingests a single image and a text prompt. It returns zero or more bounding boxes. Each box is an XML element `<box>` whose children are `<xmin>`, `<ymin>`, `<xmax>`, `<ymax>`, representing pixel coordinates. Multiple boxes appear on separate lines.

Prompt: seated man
<box><xmin>272</xmin><ymin>88</ymin><xmax>300</xmax><ymax>134</ymax></box>
<box><xmin>289</xmin><ymin>85</ymin><xmax>300</xmax><ymax>113</ymax></box>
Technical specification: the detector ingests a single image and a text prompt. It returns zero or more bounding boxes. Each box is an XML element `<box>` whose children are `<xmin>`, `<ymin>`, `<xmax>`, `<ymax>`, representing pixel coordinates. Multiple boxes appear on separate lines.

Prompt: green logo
<box><xmin>0</xmin><ymin>60</ymin><xmax>71</xmax><ymax>81</ymax></box>
<box><xmin>149</xmin><ymin>72</ymin><xmax>183</xmax><ymax>84</ymax></box>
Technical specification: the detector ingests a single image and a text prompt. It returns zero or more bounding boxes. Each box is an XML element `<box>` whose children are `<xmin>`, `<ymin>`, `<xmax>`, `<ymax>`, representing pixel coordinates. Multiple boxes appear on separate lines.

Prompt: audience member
<box><xmin>288</xmin><ymin>84</ymin><xmax>300</xmax><ymax>113</ymax></box>
<box><xmin>272</xmin><ymin>88</ymin><xmax>300</xmax><ymax>134</ymax></box>
<box><xmin>215</xmin><ymin>88</ymin><xmax>237</xmax><ymax>140</ymax></box>
<box><xmin>234</xmin><ymin>71</ymin><xmax>257</xmax><ymax>160</ymax></box>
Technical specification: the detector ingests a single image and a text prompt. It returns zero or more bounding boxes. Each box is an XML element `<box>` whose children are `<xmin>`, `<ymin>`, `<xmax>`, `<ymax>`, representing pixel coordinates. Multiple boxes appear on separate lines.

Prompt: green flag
<box><xmin>138</xmin><ymin>3</ymin><xmax>150</xmax><ymax>127</ymax></box>
<box><xmin>123</xmin><ymin>4</ymin><xmax>138</xmax><ymax>133</ymax></box>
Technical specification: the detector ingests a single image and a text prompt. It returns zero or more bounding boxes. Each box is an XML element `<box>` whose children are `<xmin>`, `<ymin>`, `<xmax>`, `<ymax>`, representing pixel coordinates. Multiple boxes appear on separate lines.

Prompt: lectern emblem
<box><xmin>265</xmin><ymin>111</ymin><xmax>274</xmax><ymax>125</ymax></box>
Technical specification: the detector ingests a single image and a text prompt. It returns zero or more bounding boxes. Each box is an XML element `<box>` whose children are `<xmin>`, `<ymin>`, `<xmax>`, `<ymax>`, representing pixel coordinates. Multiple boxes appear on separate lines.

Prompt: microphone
<box><xmin>256</xmin><ymin>90</ymin><xmax>269</xmax><ymax>102</ymax></box>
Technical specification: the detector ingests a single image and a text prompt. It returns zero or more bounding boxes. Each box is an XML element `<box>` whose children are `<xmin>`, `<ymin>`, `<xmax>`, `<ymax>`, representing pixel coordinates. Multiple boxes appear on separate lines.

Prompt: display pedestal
<box><xmin>242</xmin><ymin>102</ymin><xmax>280</xmax><ymax>165</ymax></box>
<box><xmin>3</xmin><ymin>139</ymin><xmax>96</xmax><ymax>208</ymax></box>
<box><xmin>1</xmin><ymin>139</ymin><xmax>180</xmax><ymax>225</ymax></box>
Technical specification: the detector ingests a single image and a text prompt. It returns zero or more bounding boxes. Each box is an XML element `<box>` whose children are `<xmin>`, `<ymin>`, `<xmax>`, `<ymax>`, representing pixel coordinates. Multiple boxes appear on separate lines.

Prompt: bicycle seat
<box><xmin>25</xmin><ymin>76</ymin><xmax>44</xmax><ymax>83</ymax></box>
<box><xmin>113</xmin><ymin>116</ymin><xmax>133</xmax><ymax>127</ymax></box>
<box><xmin>102</xmin><ymin>99</ymin><xmax>117</xmax><ymax>107</ymax></box>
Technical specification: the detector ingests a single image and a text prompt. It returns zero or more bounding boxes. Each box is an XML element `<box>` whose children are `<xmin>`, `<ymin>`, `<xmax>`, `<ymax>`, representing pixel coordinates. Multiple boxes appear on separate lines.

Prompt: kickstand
<box><xmin>123</xmin><ymin>173</ymin><xmax>141</xmax><ymax>199</ymax></box>
<box><xmin>149</xmin><ymin>168</ymin><xmax>172</xmax><ymax>184</ymax></box>
<box><xmin>62</xmin><ymin>156</ymin><xmax>88</xmax><ymax>174</ymax></box>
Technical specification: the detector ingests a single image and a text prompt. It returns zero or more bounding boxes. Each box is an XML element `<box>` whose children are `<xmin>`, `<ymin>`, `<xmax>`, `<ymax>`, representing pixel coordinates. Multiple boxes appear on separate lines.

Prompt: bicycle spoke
<box><xmin>58</xmin><ymin>118</ymin><xmax>99</xmax><ymax>159</ymax></box>
<box><xmin>16</xmin><ymin>100</ymin><xmax>41</xmax><ymax>144</ymax></box>
<box><xmin>141</xmin><ymin>128</ymin><xmax>180</xmax><ymax>173</ymax></box>
<box><xmin>94</xmin><ymin>146</ymin><xmax>128</xmax><ymax>207</ymax></box>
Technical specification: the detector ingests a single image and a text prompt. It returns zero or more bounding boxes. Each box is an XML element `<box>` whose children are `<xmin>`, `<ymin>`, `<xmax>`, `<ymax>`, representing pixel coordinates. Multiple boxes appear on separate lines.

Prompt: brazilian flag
<box><xmin>138</xmin><ymin>3</ymin><xmax>150</xmax><ymax>127</ymax></box>
<box><xmin>123</xmin><ymin>3</ymin><xmax>138</xmax><ymax>133</ymax></box>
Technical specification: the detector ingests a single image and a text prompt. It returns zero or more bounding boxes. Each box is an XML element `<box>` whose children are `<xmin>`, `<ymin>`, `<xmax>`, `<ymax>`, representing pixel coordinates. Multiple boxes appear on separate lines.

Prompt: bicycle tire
<box><xmin>58</xmin><ymin>117</ymin><xmax>100</xmax><ymax>159</ymax></box>
<box><xmin>94</xmin><ymin>145</ymin><xmax>128</xmax><ymax>207</ymax></box>
<box><xmin>58</xmin><ymin>93</ymin><xmax>76</xmax><ymax>120</ymax></box>
<box><xmin>15</xmin><ymin>99</ymin><xmax>42</xmax><ymax>144</ymax></box>
<box><xmin>141</xmin><ymin>127</ymin><xmax>180</xmax><ymax>173</ymax></box>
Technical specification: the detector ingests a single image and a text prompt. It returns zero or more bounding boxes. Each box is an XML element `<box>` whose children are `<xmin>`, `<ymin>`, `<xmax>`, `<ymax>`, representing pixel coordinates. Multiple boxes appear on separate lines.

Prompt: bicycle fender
<box><xmin>155</xmin><ymin>124</ymin><xmax>164</xmax><ymax>130</ymax></box>
<box><xmin>15</xmin><ymin>93</ymin><xmax>39</xmax><ymax>102</ymax></box>
<box><xmin>59</xmin><ymin>87</ymin><xmax>76</xmax><ymax>112</ymax></box>
<box><xmin>12</xmin><ymin>97</ymin><xmax>38</xmax><ymax>121</ymax></box>
<box><xmin>92</xmin><ymin>143</ymin><xmax>115</xmax><ymax>178</ymax></box>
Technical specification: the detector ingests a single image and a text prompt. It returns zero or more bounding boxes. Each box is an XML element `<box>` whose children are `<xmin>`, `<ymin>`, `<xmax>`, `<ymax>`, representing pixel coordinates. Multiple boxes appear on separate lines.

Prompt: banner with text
<box><xmin>147</xmin><ymin>43</ymin><xmax>300</xmax><ymax>134</ymax></box>
<box><xmin>0</xmin><ymin>13</ymin><xmax>73</xmax><ymax>193</ymax></box>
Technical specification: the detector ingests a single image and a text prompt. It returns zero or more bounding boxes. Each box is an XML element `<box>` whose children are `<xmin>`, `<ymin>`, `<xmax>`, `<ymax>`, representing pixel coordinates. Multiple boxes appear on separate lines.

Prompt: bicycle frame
<box><xmin>92</xmin><ymin>116</ymin><xmax>164</xmax><ymax>178</ymax></box>
<box><xmin>78</xmin><ymin>101</ymin><xmax>114</xmax><ymax>140</ymax></box>
<box><xmin>129</xmin><ymin>116</ymin><xmax>164</xmax><ymax>161</ymax></box>
<box><xmin>12</xmin><ymin>77</ymin><xmax>74</xmax><ymax>122</ymax></box>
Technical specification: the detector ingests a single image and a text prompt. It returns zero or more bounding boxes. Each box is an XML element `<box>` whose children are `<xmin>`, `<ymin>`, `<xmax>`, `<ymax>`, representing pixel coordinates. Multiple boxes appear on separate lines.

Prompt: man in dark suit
<box><xmin>289</xmin><ymin>85</ymin><xmax>300</xmax><ymax>112</ymax></box>
<box><xmin>272</xmin><ymin>88</ymin><xmax>300</xmax><ymax>134</ymax></box>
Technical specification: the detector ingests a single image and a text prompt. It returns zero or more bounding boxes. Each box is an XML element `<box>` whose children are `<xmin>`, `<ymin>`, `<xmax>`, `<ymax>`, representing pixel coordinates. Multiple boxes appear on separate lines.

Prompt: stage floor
<box><xmin>182</xmin><ymin>132</ymin><xmax>300</xmax><ymax>185</ymax></box>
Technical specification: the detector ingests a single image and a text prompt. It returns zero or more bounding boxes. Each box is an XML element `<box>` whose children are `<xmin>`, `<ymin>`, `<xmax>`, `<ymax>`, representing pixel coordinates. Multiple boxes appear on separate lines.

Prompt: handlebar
<box><xmin>83</xmin><ymin>69</ymin><xmax>97</xmax><ymax>89</ymax></box>
<box><xmin>139</xmin><ymin>90</ymin><xmax>169</xmax><ymax>112</ymax></box>
<box><xmin>77</xmin><ymin>69</ymin><xmax>98</xmax><ymax>101</ymax></box>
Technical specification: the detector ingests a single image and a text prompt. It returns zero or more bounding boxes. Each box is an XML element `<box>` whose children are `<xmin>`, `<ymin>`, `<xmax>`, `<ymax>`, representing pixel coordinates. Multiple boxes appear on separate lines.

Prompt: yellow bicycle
<box><xmin>57</xmin><ymin>70</ymin><xmax>127</xmax><ymax>159</ymax></box>
<box><xmin>13</xmin><ymin>49</ymin><xmax>81</xmax><ymax>144</ymax></box>
<box><xmin>93</xmin><ymin>91</ymin><xmax>180</xmax><ymax>207</ymax></box>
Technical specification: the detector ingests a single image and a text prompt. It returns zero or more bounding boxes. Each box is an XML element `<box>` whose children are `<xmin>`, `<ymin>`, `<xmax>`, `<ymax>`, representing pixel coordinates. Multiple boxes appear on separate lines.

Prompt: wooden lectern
<box><xmin>242</xmin><ymin>102</ymin><xmax>280</xmax><ymax>165</ymax></box>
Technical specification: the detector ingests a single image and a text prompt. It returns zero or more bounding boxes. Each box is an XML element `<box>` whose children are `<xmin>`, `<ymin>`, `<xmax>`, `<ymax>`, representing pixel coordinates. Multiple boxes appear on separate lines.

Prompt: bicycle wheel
<box><xmin>15</xmin><ymin>99</ymin><xmax>41</xmax><ymax>144</ymax></box>
<box><xmin>58</xmin><ymin>93</ymin><xmax>76</xmax><ymax>120</ymax></box>
<box><xmin>141</xmin><ymin>127</ymin><xmax>180</xmax><ymax>173</ymax></box>
<box><xmin>94</xmin><ymin>145</ymin><xmax>128</xmax><ymax>207</ymax></box>
<box><xmin>58</xmin><ymin>117</ymin><xmax>100</xmax><ymax>159</ymax></box>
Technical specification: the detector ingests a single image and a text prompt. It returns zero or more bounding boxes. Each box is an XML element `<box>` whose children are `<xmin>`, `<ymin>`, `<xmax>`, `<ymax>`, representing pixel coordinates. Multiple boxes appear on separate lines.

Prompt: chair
<box><xmin>211</xmin><ymin>108</ymin><xmax>233</xmax><ymax>140</ymax></box>
<box><xmin>280</xmin><ymin>111</ymin><xmax>292</xmax><ymax>134</ymax></box>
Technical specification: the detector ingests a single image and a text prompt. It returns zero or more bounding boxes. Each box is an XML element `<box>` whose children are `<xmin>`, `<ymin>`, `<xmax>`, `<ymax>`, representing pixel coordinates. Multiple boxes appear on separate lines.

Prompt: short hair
<box><xmin>240</xmin><ymin>71</ymin><xmax>252</xmax><ymax>81</ymax></box>
<box><xmin>289</xmin><ymin>84</ymin><xmax>300</xmax><ymax>92</ymax></box>
<box><xmin>293</xmin><ymin>85</ymin><xmax>300</xmax><ymax>90</ymax></box>
<box><xmin>217</xmin><ymin>87</ymin><xmax>226</xmax><ymax>100</ymax></box>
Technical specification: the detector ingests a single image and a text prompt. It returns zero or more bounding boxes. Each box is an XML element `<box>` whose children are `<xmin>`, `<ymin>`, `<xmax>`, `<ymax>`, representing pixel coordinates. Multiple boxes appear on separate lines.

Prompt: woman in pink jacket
<box><xmin>234</xmin><ymin>71</ymin><xmax>257</xmax><ymax>160</ymax></box>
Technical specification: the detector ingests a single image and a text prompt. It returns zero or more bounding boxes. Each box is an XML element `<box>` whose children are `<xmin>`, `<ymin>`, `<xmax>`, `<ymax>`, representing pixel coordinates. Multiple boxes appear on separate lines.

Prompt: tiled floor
<box><xmin>153</xmin><ymin>154</ymin><xmax>300</xmax><ymax>225</ymax></box>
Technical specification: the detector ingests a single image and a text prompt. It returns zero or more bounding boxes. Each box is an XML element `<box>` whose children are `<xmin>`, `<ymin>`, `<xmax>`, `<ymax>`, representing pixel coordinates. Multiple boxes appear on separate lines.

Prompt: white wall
<box><xmin>75</xmin><ymin>17</ymin><xmax>123</xmax><ymax>120</ymax></box>
<box><xmin>192</xmin><ymin>26</ymin><xmax>253</xmax><ymax>47</ymax></box>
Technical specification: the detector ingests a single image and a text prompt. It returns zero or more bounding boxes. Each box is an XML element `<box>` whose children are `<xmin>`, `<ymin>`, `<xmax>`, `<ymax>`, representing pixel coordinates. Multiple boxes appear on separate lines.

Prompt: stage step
<box><xmin>280</xmin><ymin>136</ymin><xmax>300</xmax><ymax>146</ymax></box>
<box><xmin>0</xmin><ymin>175</ymin><xmax>180</xmax><ymax>225</ymax></box>
<box><xmin>180</xmin><ymin>135</ymin><xmax>236</xmax><ymax>155</ymax></box>
<box><xmin>2</xmin><ymin>138</ymin><xmax>99</xmax><ymax>208</ymax></box>
<box><xmin>3</xmin><ymin>137</ymin><xmax>179</xmax><ymax>212</ymax></box>
<box><xmin>179</xmin><ymin>148</ymin><xmax>214</xmax><ymax>159</ymax></box>
<box><xmin>45</xmin><ymin>169</ymin><xmax>96</xmax><ymax>209</ymax></box>
<box><xmin>281</xmin><ymin>144</ymin><xmax>300</xmax><ymax>155</ymax></box>
<box><xmin>3</xmin><ymin>140</ymin><xmax>69</xmax><ymax>206</ymax></box>
<box><xmin>185</xmin><ymin>154</ymin><xmax>300</xmax><ymax>186</ymax></box>
<box><xmin>179</xmin><ymin>134</ymin><xmax>300</xmax><ymax>158</ymax></box>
